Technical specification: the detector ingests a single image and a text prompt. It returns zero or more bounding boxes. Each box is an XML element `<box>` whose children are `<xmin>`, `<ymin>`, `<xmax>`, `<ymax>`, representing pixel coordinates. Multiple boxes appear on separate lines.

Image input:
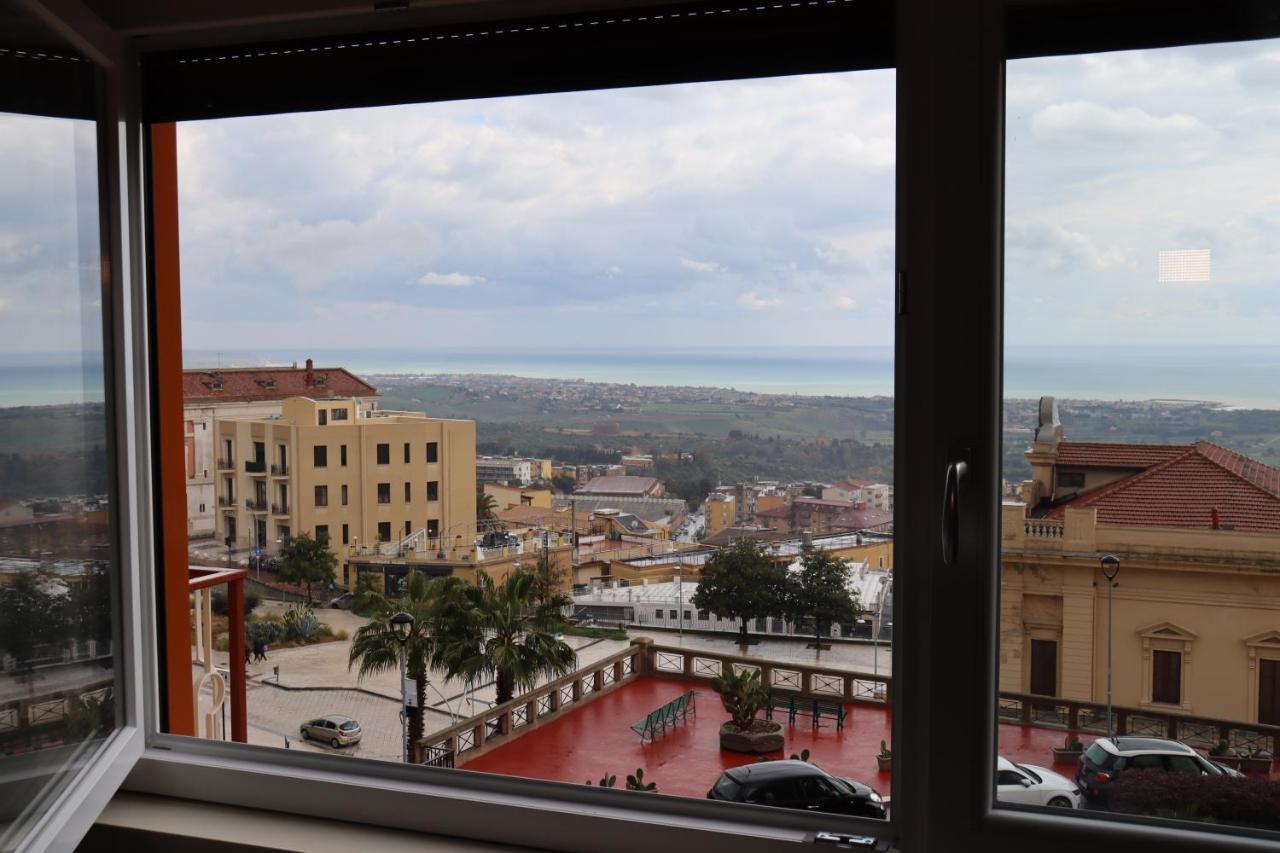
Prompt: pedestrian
<box><xmin>258</xmin><ymin>641</ymin><xmax>268</xmax><ymax>662</ymax></box>
<box><xmin>244</xmin><ymin>644</ymin><xmax>252</xmax><ymax>666</ymax></box>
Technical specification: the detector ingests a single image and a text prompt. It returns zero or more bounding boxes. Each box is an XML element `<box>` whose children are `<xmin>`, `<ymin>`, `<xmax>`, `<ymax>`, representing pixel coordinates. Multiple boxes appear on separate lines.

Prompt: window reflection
<box><xmin>0</xmin><ymin>7</ymin><xmax>117</xmax><ymax>846</ymax></box>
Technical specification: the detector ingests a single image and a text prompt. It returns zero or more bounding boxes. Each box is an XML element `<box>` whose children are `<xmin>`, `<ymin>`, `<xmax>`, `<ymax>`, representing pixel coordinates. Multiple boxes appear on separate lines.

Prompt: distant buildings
<box><xmin>476</xmin><ymin>456</ymin><xmax>549</xmax><ymax>487</ymax></box>
<box><xmin>577</xmin><ymin>475</ymin><xmax>664</xmax><ymax>498</ymax></box>
<box><xmin>752</xmin><ymin>496</ymin><xmax>893</xmax><ymax>536</ymax></box>
<box><xmin>704</xmin><ymin>493</ymin><xmax>735</xmax><ymax>537</ymax></box>
<box><xmin>620</xmin><ymin>454</ymin><xmax>654</xmax><ymax>471</ymax></box>
<box><xmin>183</xmin><ymin>360</ymin><xmax>378</xmax><ymax>538</ymax></box>
<box><xmin>213</xmin><ymin>396</ymin><xmax>475</xmax><ymax>588</ymax></box>
<box><xmin>823</xmin><ymin>479</ymin><xmax>893</xmax><ymax>511</ymax></box>
<box><xmin>483</xmin><ymin>482</ymin><xmax>552</xmax><ymax>511</ymax></box>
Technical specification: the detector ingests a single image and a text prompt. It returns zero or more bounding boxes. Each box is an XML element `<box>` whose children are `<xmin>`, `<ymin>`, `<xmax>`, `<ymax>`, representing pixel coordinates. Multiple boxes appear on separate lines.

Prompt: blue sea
<box><xmin>4</xmin><ymin>346</ymin><xmax>1280</xmax><ymax>409</ymax></box>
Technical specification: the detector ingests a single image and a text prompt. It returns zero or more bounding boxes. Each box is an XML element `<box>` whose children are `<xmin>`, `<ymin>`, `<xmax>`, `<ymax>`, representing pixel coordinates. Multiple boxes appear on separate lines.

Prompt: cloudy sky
<box><xmin>4</xmin><ymin>39</ymin><xmax>1280</xmax><ymax>356</ymax></box>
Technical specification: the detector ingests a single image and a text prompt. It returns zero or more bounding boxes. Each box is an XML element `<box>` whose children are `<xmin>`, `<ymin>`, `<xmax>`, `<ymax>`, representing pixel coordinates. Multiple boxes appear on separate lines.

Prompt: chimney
<box><xmin>305</xmin><ymin>358</ymin><xmax>314</xmax><ymax>386</ymax></box>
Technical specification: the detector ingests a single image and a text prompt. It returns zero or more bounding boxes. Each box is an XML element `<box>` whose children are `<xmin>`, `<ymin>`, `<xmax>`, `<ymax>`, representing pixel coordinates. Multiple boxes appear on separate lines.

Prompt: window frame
<box><xmin>42</xmin><ymin>0</ymin><xmax>1280</xmax><ymax>851</ymax></box>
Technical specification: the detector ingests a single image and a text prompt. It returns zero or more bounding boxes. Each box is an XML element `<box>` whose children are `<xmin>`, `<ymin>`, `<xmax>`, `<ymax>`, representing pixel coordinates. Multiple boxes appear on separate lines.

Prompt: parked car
<box><xmin>300</xmin><ymin>714</ymin><xmax>362</xmax><ymax>748</ymax></box>
<box><xmin>1075</xmin><ymin>736</ymin><xmax>1244</xmax><ymax>799</ymax></box>
<box><xmin>995</xmin><ymin>756</ymin><xmax>1080</xmax><ymax>808</ymax></box>
<box><xmin>707</xmin><ymin>760</ymin><xmax>887</xmax><ymax>819</ymax></box>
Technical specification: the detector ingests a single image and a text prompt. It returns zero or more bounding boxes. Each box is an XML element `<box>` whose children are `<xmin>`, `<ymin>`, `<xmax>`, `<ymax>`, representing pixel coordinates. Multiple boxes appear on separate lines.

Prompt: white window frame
<box><xmin>21</xmin><ymin>1</ymin><xmax>1280</xmax><ymax>852</ymax></box>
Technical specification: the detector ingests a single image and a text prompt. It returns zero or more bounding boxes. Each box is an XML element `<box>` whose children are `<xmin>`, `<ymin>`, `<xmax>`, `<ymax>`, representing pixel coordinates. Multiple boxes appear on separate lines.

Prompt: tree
<box><xmin>0</xmin><ymin>572</ymin><xmax>67</xmax><ymax>669</ymax></box>
<box><xmin>690</xmin><ymin>540</ymin><xmax>789</xmax><ymax>647</ymax></box>
<box><xmin>550</xmin><ymin>474</ymin><xmax>577</xmax><ymax>495</ymax></box>
<box><xmin>477</xmin><ymin>487</ymin><xmax>499</xmax><ymax>522</ymax></box>
<box><xmin>276</xmin><ymin>531</ymin><xmax>337</xmax><ymax>604</ymax></box>
<box><xmin>786</xmin><ymin>549</ymin><xmax>859</xmax><ymax>654</ymax></box>
<box><xmin>432</xmin><ymin>569</ymin><xmax>576</xmax><ymax>705</ymax></box>
<box><xmin>349</xmin><ymin>570</ymin><xmax>465</xmax><ymax>755</ymax></box>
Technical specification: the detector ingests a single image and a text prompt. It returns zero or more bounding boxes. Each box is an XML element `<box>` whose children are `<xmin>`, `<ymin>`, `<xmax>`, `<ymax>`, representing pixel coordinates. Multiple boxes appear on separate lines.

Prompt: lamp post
<box><xmin>1099</xmin><ymin>554</ymin><xmax>1121</xmax><ymax>739</ymax></box>
<box><xmin>390</xmin><ymin>611</ymin><xmax>414</xmax><ymax>763</ymax></box>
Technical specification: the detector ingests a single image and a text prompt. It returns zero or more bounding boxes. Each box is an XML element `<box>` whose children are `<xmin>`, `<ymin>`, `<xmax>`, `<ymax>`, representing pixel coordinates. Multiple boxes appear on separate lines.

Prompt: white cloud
<box><xmin>416</xmin><ymin>271</ymin><xmax>484</xmax><ymax>288</ymax></box>
<box><xmin>835</xmin><ymin>295</ymin><xmax>858</xmax><ymax>311</ymax></box>
<box><xmin>739</xmin><ymin>292</ymin><xmax>782</xmax><ymax>310</ymax></box>
<box><xmin>680</xmin><ymin>257</ymin><xmax>724</xmax><ymax>274</ymax></box>
<box><xmin>1030</xmin><ymin>101</ymin><xmax>1217</xmax><ymax>148</ymax></box>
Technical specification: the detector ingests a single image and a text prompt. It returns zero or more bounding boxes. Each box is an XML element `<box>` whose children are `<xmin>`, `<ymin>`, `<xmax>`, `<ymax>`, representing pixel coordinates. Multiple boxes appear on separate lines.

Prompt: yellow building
<box><xmin>484</xmin><ymin>482</ymin><xmax>552</xmax><ymax>511</ymax></box>
<box><xmin>704</xmin><ymin>493</ymin><xmax>735</xmax><ymax>537</ymax></box>
<box><xmin>214</xmin><ymin>396</ymin><xmax>476</xmax><ymax>588</ymax></box>
<box><xmin>1000</xmin><ymin>424</ymin><xmax>1280</xmax><ymax>727</ymax></box>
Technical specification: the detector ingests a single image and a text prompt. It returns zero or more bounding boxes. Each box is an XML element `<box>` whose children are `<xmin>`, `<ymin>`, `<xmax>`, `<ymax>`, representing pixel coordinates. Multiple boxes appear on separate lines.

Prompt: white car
<box><xmin>996</xmin><ymin>756</ymin><xmax>1080</xmax><ymax>808</ymax></box>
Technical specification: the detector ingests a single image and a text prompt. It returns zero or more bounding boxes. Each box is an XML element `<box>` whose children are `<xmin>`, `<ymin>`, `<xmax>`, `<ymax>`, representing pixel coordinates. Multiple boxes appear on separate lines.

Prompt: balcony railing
<box><xmin>217</xmin><ymin>495</ymin><xmax>235</xmax><ymax>508</ymax></box>
<box><xmin>998</xmin><ymin>691</ymin><xmax>1280</xmax><ymax>754</ymax></box>
<box><xmin>271</xmin><ymin>503</ymin><xmax>290</xmax><ymax>515</ymax></box>
<box><xmin>270</xmin><ymin>463</ymin><xmax>289</xmax><ymax>476</ymax></box>
<box><xmin>245</xmin><ymin>460</ymin><xmax>266</xmax><ymax>474</ymax></box>
<box><xmin>1024</xmin><ymin>518</ymin><xmax>1064</xmax><ymax>539</ymax></box>
<box><xmin>244</xmin><ymin>498</ymin><xmax>268</xmax><ymax>512</ymax></box>
<box><xmin>216</xmin><ymin>457</ymin><xmax>235</xmax><ymax>471</ymax></box>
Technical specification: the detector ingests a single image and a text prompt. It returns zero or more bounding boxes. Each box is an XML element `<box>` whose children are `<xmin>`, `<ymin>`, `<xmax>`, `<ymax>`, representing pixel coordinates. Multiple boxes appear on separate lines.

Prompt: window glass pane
<box><xmin>172</xmin><ymin>69</ymin><xmax>895</xmax><ymax>824</ymax></box>
<box><xmin>1001</xmin><ymin>38</ymin><xmax>1280</xmax><ymax>833</ymax></box>
<box><xmin>0</xmin><ymin>4</ymin><xmax>120</xmax><ymax>845</ymax></box>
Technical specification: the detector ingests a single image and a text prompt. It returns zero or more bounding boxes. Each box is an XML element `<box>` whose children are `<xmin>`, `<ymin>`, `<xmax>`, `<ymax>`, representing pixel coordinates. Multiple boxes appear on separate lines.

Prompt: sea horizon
<box><xmin>3</xmin><ymin>345</ymin><xmax>1280</xmax><ymax>410</ymax></box>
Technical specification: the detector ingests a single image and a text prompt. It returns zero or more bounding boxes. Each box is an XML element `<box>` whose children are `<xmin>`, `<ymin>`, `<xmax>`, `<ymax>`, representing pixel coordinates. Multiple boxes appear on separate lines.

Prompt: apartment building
<box><xmin>214</xmin><ymin>397</ymin><xmax>475</xmax><ymax>586</ymax></box>
<box><xmin>823</xmin><ymin>478</ymin><xmax>894</xmax><ymax>511</ymax></box>
<box><xmin>476</xmin><ymin>456</ymin><xmax>544</xmax><ymax>486</ymax></box>
<box><xmin>1001</xmin><ymin>409</ymin><xmax>1280</xmax><ymax>726</ymax></box>
<box><xmin>703</xmin><ymin>492</ymin><xmax>735</xmax><ymax>536</ymax></box>
<box><xmin>183</xmin><ymin>360</ymin><xmax>377</xmax><ymax>539</ymax></box>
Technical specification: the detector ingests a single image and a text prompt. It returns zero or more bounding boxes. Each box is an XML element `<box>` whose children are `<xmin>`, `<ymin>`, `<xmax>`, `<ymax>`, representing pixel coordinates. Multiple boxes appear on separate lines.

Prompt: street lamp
<box><xmin>390</xmin><ymin>611</ymin><xmax>414</xmax><ymax>763</ymax></box>
<box><xmin>1099</xmin><ymin>554</ymin><xmax>1121</xmax><ymax>739</ymax></box>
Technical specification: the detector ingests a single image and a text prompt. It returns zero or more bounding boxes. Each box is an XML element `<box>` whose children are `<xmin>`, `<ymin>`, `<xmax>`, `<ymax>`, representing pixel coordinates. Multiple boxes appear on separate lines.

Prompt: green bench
<box><xmin>765</xmin><ymin>693</ymin><xmax>797</xmax><ymax>725</ymax></box>
<box><xmin>630</xmin><ymin>690</ymin><xmax>697</xmax><ymax>742</ymax></box>
<box><xmin>770</xmin><ymin>695</ymin><xmax>847</xmax><ymax>731</ymax></box>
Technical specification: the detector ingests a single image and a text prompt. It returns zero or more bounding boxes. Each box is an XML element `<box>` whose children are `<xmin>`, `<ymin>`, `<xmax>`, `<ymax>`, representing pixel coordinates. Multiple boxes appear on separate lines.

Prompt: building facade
<box><xmin>1000</xmin><ymin>412</ymin><xmax>1280</xmax><ymax>726</ymax></box>
<box><xmin>183</xmin><ymin>361</ymin><xmax>378</xmax><ymax>539</ymax></box>
<box><xmin>703</xmin><ymin>493</ymin><xmax>735</xmax><ymax>537</ymax></box>
<box><xmin>213</xmin><ymin>397</ymin><xmax>476</xmax><ymax>588</ymax></box>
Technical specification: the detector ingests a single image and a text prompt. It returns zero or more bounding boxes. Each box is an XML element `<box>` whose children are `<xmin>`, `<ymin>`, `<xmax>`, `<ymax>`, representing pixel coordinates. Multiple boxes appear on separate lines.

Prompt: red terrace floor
<box><xmin>461</xmin><ymin>677</ymin><xmax>1280</xmax><ymax>799</ymax></box>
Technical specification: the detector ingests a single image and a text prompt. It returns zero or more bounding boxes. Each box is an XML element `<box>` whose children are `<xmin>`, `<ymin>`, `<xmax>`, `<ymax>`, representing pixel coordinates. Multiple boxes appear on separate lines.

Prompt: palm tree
<box><xmin>476</xmin><ymin>487</ymin><xmax>499</xmax><ymax>522</ymax></box>
<box><xmin>433</xmin><ymin>569</ymin><xmax>577</xmax><ymax>705</ymax></box>
<box><xmin>348</xmin><ymin>571</ymin><xmax>466</xmax><ymax>752</ymax></box>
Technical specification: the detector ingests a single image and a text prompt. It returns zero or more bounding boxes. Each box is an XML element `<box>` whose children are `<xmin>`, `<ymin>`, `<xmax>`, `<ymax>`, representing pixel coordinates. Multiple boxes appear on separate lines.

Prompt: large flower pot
<box><xmin>1240</xmin><ymin>757</ymin><xmax>1274</xmax><ymax>774</ymax></box>
<box><xmin>719</xmin><ymin>720</ymin><xmax>784</xmax><ymax>754</ymax></box>
<box><xmin>1052</xmin><ymin>748</ymin><xmax>1083</xmax><ymax>765</ymax></box>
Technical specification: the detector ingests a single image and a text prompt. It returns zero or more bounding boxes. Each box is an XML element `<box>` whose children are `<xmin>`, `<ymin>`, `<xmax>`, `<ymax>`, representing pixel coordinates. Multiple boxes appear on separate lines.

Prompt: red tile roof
<box><xmin>1049</xmin><ymin>441</ymin><xmax>1280</xmax><ymax>532</ymax></box>
<box><xmin>754</xmin><ymin>505</ymin><xmax>792</xmax><ymax>519</ymax></box>
<box><xmin>1053</xmin><ymin>442</ymin><xmax>1189</xmax><ymax>469</ymax></box>
<box><xmin>183</xmin><ymin>362</ymin><xmax>377</xmax><ymax>404</ymax></box>
<box><xmin>831</xmin><ymin>506</ymin><xmax>894</xmax><ymax>530</ymax></box>
<box><xmin>793</xmin><ymin>496</ymin><xmax>854</xmax><ymax>510</ymax></box>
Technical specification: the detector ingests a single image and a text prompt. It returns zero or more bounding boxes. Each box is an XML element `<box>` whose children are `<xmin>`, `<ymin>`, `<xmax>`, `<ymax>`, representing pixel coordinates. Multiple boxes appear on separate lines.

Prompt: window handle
<box><xmin>941</xmin><ymin>453</ymin><xmax>969</xmax><ymax>565</ymax></box>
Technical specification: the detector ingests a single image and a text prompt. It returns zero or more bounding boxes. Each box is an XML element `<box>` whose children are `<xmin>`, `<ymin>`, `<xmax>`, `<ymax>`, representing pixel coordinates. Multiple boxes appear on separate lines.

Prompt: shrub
<box><xmin>1103</xmin><ymin>769</ymin><xmax>1280</xmax><ymax>830</ymax></box>
<box><xmin>246</xmin><ymin>615</ymin><xmax>287</xmax><ymax>648</ymax></box>
<box><xmin>211</xmin><ymin>588</ymin><xmax>262</xmax><ymax>617</ymax></box>
<box><xmin>283</xmin><ymin>603</ymin><xmax>321</xmax><ymax>642</ymax></box>
<box><xmin>711</xmin><ymin>667</ymin><xmax>768</xmax><ymax>730</ymax></box>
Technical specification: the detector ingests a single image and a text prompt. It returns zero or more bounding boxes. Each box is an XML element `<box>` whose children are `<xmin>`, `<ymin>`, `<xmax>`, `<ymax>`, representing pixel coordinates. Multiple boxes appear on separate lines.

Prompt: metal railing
<box><xmin>217</xmin><ymin>495</ymin><xmax>235</xmax><ymax>508</ymax></box>
<box><xmin>216</xmin><ymin>457</ymin><xmax>234</xmax><ymax>471</ymax></box>
<box><xmin>416</xmin><ymin>643</ymin><xmax>644</xmax><ymax>766</ymax></box>
<box><xmin>245</xmin><ymin>460</ymin><xmax>266</xmax><ymax>474</ymax></box>
<box><xmin>244</xmin><ymin>498</ymin><xmax>268</xmax><ymax>512</ymax></box>
<box><xmin>270</xmin><ymin>463</ymin><xmax>289</xmax><ymax>476</ymax></box>
<box><xmin>997</xmin><ymin>690</ymin><xmax>1280</xmax><ymax>754</ymax></box>
<box><xmin>271</xmin><ymin>503</ymin><xmax>290</xmax><ymax>515</ymax></box>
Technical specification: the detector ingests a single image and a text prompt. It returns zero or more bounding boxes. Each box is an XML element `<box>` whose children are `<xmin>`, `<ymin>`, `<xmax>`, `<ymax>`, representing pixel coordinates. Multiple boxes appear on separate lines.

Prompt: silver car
<box><xmin>300</xmin><ymin>714</ymin><xmax>362</xmax><ymax>748</ymax></box>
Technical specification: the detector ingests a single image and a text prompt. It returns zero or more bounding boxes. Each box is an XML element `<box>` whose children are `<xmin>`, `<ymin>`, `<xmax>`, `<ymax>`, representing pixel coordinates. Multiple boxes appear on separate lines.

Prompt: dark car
<box><xmin>1076</xmin><ymin>736</ymin><xmax>1243</xmax><ymax>799</ymax></box>
<box><xmin>707</xmin><ymin>760</ymin><xmax>886</xmax><ymax>819</ymax></box>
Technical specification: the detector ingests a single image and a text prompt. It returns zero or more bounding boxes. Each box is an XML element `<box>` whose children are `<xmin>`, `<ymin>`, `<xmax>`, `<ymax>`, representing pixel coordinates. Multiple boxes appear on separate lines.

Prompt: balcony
<box><xmin>270</xmin><ymin>463</ymin><xmax>289</xmax><ymax>477</ymax></box>
<box><xmin>271</xmin><ymin>503</ymin><xmax>290</xmax><ymax>516</ymax></box>
<box><xmin>217</xmin><ymin>495</ymin><xmax>235</xmax><ymax>509</ymax></box>
<box><xmin>244</xmin><ymin>498</ymin><xmax>268</xmax><ymax>513</ymax></box>
<box><xmin>216</xmin><ymin>457</ymin><xmax>235</xmax><ymax>471</ymax></box>
<box><xmin>245</xmin><ymin>460</ymin><xmax>267</xmax><ymax>475</ymax></box>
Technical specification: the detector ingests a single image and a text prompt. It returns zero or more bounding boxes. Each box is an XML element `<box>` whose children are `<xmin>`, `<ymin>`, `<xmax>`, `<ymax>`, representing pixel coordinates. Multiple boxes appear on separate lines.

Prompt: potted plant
<box><xmin>1052</xmin><ymin>734</ymin><xmax>1085</xmax><ymax>765</ymax></box>
<box><xmin>877</xmin><ymin>740</ymin><xmax>892</xmax><ymax>773</ymax></box>
<box><xmin>1208</xmin><ymin>739</ymin><xmax>1242</xmax><ymax>770</ymax></box>
<box><xmin>1238</xmin><ymin>747</ymin><xmax>1274</xmax><ymax>774</ymax></box>
<box><xmin>712</xmin><ymin>668</ymin><xmax>783</xmax><ymax>754</ymax></box>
